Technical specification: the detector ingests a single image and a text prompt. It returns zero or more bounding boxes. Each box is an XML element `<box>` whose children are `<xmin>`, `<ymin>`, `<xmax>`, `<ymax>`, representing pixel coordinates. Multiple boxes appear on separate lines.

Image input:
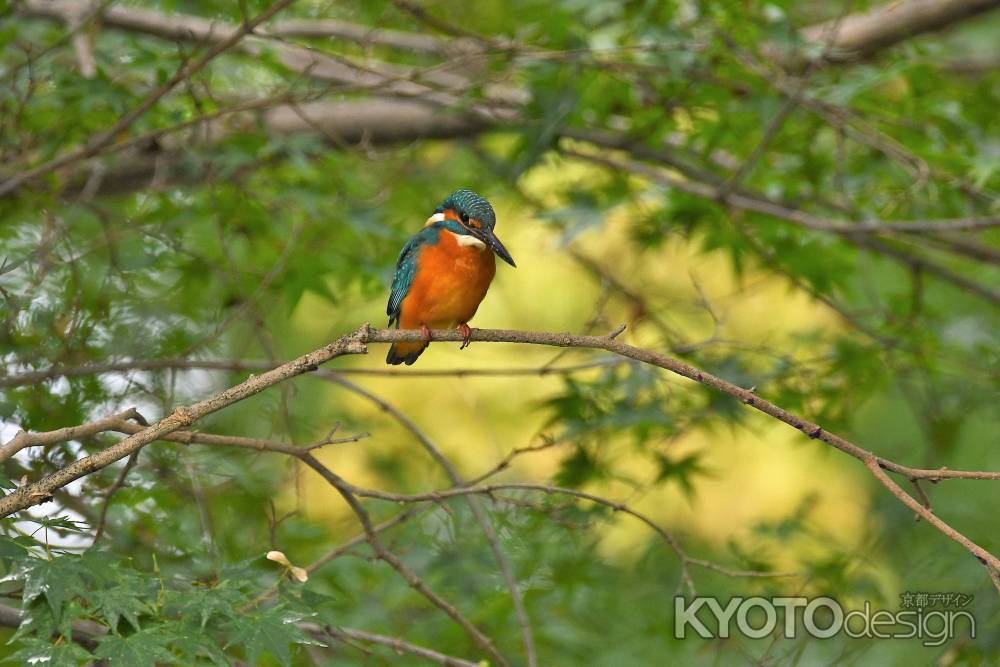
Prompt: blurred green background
<box><xmin>1</xmin><ymin>0</ymin><xmax>999</xmax><ymax>664</ymax></box>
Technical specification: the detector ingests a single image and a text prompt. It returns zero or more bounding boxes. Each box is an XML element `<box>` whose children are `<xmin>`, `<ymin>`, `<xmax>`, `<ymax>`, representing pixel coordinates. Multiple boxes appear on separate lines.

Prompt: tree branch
<box><xmin>0</xmin><ymin>356</ymin><xmax>625</xmax><ymax>389</ymax></box>
<box><xmin>0</xmin><ymin>326</ymin><xmax>369</xmax><ymax>517</ymax></box>
<box><xmin>20</xmin><ymin>0</ymin><xmax>455</xmax><ymax>54</ymax></box>
<box><xmin>15</xmin><ymin>0</ymin><xmax>999</xmax><ymax>201</ymax></box>
<box><xmin>562</xmin><ymin>148</ymin><xmax>1000</xmax><ymax>309</ymax></box>
<box><xmin>319</xmin><ymin>373</ymin><xmax>537</xmax><ymax>665</ymax></box>
<box><xmin>50</xmin><ymin>98</ymin><xmax>490</xmax><ymax>198</ymax></box>
<box><xmin>0</xmin><ymin>0</ymin><xmax>299</xmax><ymax>198</ymax></box>
<box><xmin>16</xmin><ymin>0</ymin><xmax>517</xmax><ymax>108</ymax></box>
<box><xmin>309</xmin><ymin>623</ymin><xmax>480</xmax><ymax>667</ymax></box>
<box><xmin>4</xmin><ymin>325</ymin><xmax>998</xmax><ymax>587</ymax></box>
<box><xmin>297</xmin><ymin>452</ymin><xmax>510</xmax><ymax>667</ymax></box>
<box><xmin>801</xmin><ymin>0</ymin><xmax>1000</xmax><ymax>63</ymax></box>
<box><xmin>321</xmin><ymin>477</ymin><xmax>803</xmax><ymax>583</ymax></box>
<box><xmin>0</xmin><ymin>408</ymin><xmax>145</xmax><ymax>464</ymax></box>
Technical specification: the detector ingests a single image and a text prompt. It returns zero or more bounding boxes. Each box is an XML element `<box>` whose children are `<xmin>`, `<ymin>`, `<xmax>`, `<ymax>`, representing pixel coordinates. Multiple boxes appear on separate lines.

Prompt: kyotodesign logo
<box><xmin>674</xmin><ymin>594</ymin><xmax>975</xmax><ymax>646</ymax></box>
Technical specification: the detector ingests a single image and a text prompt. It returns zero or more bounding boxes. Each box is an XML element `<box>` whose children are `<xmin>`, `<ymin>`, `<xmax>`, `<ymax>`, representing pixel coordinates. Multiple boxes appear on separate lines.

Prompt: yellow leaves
<box><xmin>265</xmin><ymin>550</ymin><xmax>308</xmax><ymax>583</ymax></box>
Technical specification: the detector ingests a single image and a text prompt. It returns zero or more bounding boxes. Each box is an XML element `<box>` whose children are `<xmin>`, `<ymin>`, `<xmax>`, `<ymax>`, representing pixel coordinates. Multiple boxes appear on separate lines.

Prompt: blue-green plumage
<box><xmin>440</xmin><ymin>189</ymin><xmax>497</xmax><ymax>230</ymax></box>
<box><xmin>385</xmin><ymin>226</ymin><xmax>442</xmax><ymax>365</ymax></box>
<box><xmin>388</xmin><ymin>226</ymin><xmax>434</xmax><ymax>328</ymax></box>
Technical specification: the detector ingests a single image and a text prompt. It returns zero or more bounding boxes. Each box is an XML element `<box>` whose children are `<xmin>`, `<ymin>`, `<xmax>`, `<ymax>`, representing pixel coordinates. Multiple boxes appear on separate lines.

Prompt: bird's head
<box><xmin>425</xmin><ymin>189</ymin><xmax>516</xmax><ymax>267</ymax></box>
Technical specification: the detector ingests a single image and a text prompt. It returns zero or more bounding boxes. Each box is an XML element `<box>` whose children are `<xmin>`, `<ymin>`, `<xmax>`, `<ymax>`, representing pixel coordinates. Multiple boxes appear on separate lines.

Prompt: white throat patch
<box><xmin>447</xmin><ymin>230</ymin><xmax>487</xmax><ymax>250</ymax></box>
<box><xmin>424</xmin><ymin>212</ymin><xmax>446</xmax><ymax>227</ymax></box>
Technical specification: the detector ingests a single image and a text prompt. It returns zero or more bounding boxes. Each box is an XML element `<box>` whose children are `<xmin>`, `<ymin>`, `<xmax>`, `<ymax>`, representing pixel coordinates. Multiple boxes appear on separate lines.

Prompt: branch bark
<box><xmin>0</xmin><ymin>328</ymin><xmax>368</xmax><ymax>517</ymax></box>
<box><xmin>562</xmin><ymin>148</ymin><xmax>1000</xmax><ymax>309</ymax></box>
<box><xmin>0</xmin><ymin>408</ymin><xmax>144</xmax><ymax>464</ymax></box>
<box><xmin>4</xmin><ymin>325</ymin><xmax>999</xmax><ymax>589</ymax></box>
<box><xmin>0</xmin><ymin>0</ymin><xmax>299</xmax><ymax>198</ymax></box>
<box><xmin>802</xmin><ymin>0</ymin><xmax>1000</xmax><ymax>62</ymax></box>
<box><xmin>320</xmin><ymin>373</ymin><xmax>537</xmax><ymax>666</ymax></box>
<box><xmin>20</xmin><ymin>0</ymin><xmax>452</xmax><ymax>55</ymax></box>
<box><xmin>309</xmin><ymin>624</ymin><xmax>480</xmax><ymax>667</ymax></box>
<box><xmin>14</xmin><ymin>0</ymin><xmax>999</xmax><ymax>197</ymax></box>
<box><xmin>52</xmin><ymin>99</ymin><xmax>490</xmax><ymax>198</ymax></box>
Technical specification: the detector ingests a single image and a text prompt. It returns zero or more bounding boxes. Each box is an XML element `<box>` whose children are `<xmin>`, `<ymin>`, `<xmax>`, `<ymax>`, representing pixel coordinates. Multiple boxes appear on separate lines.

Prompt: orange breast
<box><xmin>399</xmin><ymin>231</ymin><xmax>496</xmax><ymax>329</ymax></box>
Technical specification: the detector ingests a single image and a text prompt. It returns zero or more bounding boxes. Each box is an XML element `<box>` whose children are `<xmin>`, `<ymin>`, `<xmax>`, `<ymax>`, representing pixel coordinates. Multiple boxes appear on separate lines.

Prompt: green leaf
<box><xmin>30</xmin><ymin>515</ymin><xmax>89</xmax><ymax>534</ymax></box>
<box><xmin>223</xmin><ymin>606</ymin><xmax>323</xmax><ymax>667</ymax></box>
<box><xmin>653</xmin><ymin>451</ymin><xmax>711</xmax><ymax>499</ymax></box>
<box><xmin>86</xmin><ymin>586</ymin><xmax>150</xmax><ymax>633</ymax></box>
<box><xmin>19</xmin><ymin>556</ymin><xmax>85</xmax><ymax>619</ymax></box>
<box><xmin>6</xmin><ymin>636</ymin><xmax>92</xmax><ymax>666</ymax></box>
<box><xmin>0</xmin><ymin>534</ymin><xmax>37</xmax><ymax>561</ymax></box>
<box><xmin>163</xmin><ymin>581</ymin><xmax>244</xmax><ymax>630</ymax></box>
<box><xmin>94</xmin><ymin>627</ymin><xmax>177</xmax><ymax>666</ymax></box>
<box><xmin>555</xmin><ymin>446</ymin><xmax>604</xmax><ymax>487</ymax></box>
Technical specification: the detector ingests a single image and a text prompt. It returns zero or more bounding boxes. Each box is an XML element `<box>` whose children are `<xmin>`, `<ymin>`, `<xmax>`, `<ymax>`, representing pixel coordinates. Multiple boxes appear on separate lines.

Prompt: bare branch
<box><xmin>0</xmin><ymin>0</ymin><xmax>299</xmax><ymax>198</ymax></box>
<box><xmin>0</xmin><ymin>325</ymin><xmax>369</xmax><ymax>517</ymax></box>
<box><xmin>309</xmin><ymin>624</ymin><xmax>480</xmax><ymax>667</ymax></box>
<box><xmin>263</xmin><ymin>99</ymin><xmax>489</xmax><ymax>144</ymax></box>
<box><xmin>6</xmin><ymin>325</ymin><xmax>998</xmax><ymax>588</ymax></box>
<box><xmin>63</xmin><ymin>2</ymin><xmax>97</xmax><ymax>78</ymax></box>
<box><xmin>92</xmin><ymin>449</ymin><xmax>141</xmax><ymax>542</ymax></box>
<box><xmin>267</xmin><ymin>20</ymin><xmax>450</xmax><ymax>54</ymax></box>
<box><xmin>20</xmin><ymin>0</ymin><xmax>451</xmax><ymax>55</ymax></box>
<box><xmin>562</xmin><ymin>148</ymin><xmax>1000</xmax><ymax>309</ymax></box>
<box><xmin>319</xmin><ymin>374</ymin><xmax>537</xmax><ymax>665</ymax></box>
<box><xmin>864</xmin><ymin>459</ymin><xmax>999</xmax><ymax>573</ymax></box>
<box><xmin>298</xmin><ymin>452</ymin><xmax>510</xmax><ymax>667</ymax></box>
<box><xmin>802</xmin><ymin>0</ymin><xmax>1000</xmax><ymax>63</ymax></box>
<box><xmin>0</xmin><ymin>408</ymin><xmax>144</xmax><ymax>464</ymax></box>
<box><xmin>253</xmin><ymin>436</ymin><xmax>576</xmax><ymax>608</ymax></box>
<box><xmin>0</xmin><ymin>356</ymin><xmax>625</xmax><ymax>389</ymax></box>
<box><xmin>50</xmin><ymin>98</ymin><xmax>490</xmax><ymax>198</ymax></box>
<box><xmin>329</xmin><ymin>479</ymin><xmax>797</xmax><ymax>581</ymax></box>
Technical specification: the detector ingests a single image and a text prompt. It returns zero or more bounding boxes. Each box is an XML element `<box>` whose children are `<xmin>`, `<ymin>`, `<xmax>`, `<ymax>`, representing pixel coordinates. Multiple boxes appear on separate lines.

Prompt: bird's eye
<box><xmin>460</xmin><ymin>211</ymin><xmax>470</xmax><ymax>224</ymax></box>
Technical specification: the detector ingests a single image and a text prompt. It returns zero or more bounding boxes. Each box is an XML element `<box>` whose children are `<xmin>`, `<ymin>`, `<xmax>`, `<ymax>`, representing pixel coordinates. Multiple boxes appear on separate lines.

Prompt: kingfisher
<box><xmin>385</xmin><ymin>189</ymin><xmax>516</xmax><ymax>365</ymax></box>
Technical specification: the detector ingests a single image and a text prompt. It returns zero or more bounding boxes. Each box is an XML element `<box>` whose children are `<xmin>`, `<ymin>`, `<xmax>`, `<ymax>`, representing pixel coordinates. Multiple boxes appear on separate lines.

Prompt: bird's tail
<box><xmin>385</xmin><ymin>341</ymin><xmax>428</xmax><ymax>366</ymax></box>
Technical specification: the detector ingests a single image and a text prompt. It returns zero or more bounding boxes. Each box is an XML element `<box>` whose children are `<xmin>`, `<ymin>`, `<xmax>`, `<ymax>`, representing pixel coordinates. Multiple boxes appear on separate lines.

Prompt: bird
<box><xmin>385</xmin><ymin>189</ymin><xmax>516</xmax><ymax>365</ymax></box>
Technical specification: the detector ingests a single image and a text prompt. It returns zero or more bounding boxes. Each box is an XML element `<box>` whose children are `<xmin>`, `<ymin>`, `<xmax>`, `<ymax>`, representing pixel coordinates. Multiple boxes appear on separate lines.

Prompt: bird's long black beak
<box><xmin>480</xmin><ymin>227</ymin><xmax>516</xmax><ymax>267</ymax></box>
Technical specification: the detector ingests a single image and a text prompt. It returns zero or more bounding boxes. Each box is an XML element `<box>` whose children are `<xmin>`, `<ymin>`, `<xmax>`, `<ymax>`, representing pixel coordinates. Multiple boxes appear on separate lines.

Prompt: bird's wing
<box><xmin>387</xmin><ymin>228</ymin><xmax>434</xmax><ymax>327</ymax></box>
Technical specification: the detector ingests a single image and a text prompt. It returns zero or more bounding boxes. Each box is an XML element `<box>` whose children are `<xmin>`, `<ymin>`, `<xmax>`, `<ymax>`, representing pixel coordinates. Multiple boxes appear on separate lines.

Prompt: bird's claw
<box><xmin>458</xmin><ymin>323</ymin><xmax>472</xmax><ymax>350</ymax></box>
<box><xmin>420</xmin><ymin>324</ymin><xmax>432</xmax><ymax>343</ymax></box>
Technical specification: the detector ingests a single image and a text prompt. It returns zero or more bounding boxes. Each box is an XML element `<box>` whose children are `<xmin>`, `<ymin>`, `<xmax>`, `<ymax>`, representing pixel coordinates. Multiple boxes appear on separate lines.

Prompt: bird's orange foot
<box><xmin>458</xmin><ymin>323</ymin><xmax>472</xmax><ymax>350</ymax></box>
<box><xmin>420</xmin><ymin>324</ymin><xmax>432</xmax><ymax>343</ymax></box>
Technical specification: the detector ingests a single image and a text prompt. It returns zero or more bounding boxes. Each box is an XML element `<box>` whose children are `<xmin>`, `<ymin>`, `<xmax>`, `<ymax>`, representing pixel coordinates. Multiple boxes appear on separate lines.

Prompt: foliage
<box><xmin>1</xmin><ymin>0</ymin><xmax>999</xmax><ymax>664</ymax></box>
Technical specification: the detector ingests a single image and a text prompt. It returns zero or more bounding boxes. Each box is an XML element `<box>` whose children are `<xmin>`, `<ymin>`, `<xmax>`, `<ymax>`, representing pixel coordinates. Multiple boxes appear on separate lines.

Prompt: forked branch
<box><xmin>3</xmin><ymin>324</ymin><xmax>999</xmax><ymax>589</ymax></box>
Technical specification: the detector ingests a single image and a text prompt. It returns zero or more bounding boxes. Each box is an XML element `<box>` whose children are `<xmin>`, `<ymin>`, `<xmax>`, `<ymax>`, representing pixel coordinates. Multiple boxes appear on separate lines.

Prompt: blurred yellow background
<box><xmin>288</xmin><ymin>155</ymin><xmax>873</xmax><ymax>583</ymax></box>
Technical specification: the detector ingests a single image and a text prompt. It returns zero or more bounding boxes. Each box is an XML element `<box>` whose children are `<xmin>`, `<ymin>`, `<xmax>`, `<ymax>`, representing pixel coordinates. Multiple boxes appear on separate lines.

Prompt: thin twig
<box><xmin>0</xmin><ymin>0</ymin><xmax>298</xmax><ymax>198</ymax></box>
<box><xmin>298</xmin><ymin>453</ymin><xmax>510</xmax><ymax>667</ymax></box>
<box><xmin>0</xmin><ymin>357</ymin><xmax>626</xmax><ymax>389</ymax></box>
<box><xmin>321</xmin><ymin>373</ymin><xmax>537</xmax><ymax>666</ymax></box>
<box><xmin>312</xmin><ymin>624</ymin><xmax>479</xmax><ymax>667</ymax></box>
